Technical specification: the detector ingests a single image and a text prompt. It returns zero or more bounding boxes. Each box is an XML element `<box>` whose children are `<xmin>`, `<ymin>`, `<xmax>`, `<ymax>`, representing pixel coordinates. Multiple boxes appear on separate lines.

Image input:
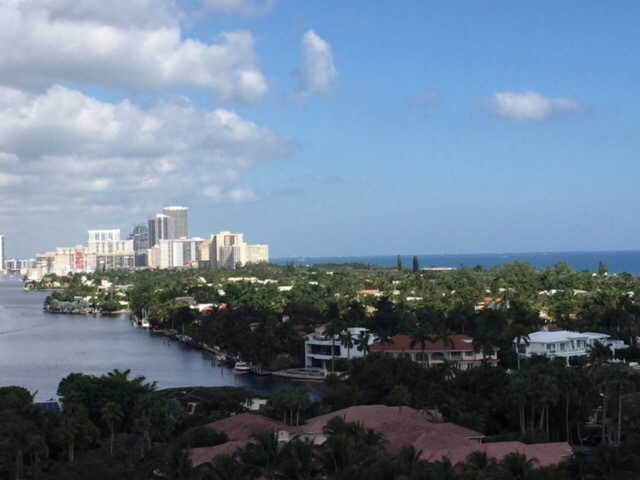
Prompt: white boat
<box><xmin>233</xmin><ymin>361</ymin><xmax>250</xmax><ymax>374</ymax></box>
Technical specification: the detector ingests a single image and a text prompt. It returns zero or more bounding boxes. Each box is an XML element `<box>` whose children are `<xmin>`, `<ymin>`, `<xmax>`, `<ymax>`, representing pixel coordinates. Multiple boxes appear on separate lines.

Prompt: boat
<box><xmin>233</xmin><ymin>361</ymin><xmax>250</xmax><ymax>374</ymax></box>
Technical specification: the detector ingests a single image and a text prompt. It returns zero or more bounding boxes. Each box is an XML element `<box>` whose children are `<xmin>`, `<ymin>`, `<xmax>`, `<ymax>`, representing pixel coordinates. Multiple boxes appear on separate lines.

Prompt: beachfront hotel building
<box><xmin>29</xmin><ymin>229</ymin><xmax>134</xmax><ymax>279</ymax></box>
<box><xmin>27</xmin><ymin>206</ymin><xmax>268</xmax><ymax>277</ymax></box>
<box><xmin>209</xmin><ymin>231</ymin><xmax>269</xmax><ymax>269</ymax></box>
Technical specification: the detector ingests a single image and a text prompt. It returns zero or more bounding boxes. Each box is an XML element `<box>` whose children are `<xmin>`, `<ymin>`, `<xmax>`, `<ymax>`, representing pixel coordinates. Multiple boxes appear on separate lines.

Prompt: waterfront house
<box><xmin>369</xmin><ymin>334</ymin><xmax>498</xmax><ymax>369</ymax></box>
<box><xmin>304</xmin><ymin>327</ymin><xmax>375</xmax><ymax>369</ymax></box>
<box><xmin>516</xmin><ymin>327</ymin><xmax>628</xmax><ymax>364</ymax></box>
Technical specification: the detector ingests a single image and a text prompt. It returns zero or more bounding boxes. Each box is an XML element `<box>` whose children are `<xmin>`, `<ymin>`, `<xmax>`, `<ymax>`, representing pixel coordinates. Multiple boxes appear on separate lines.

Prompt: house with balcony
<box><xmin>369</xmin><ymin>334</ymin><xmax>498</xmax><ymax>369</ymax></box>
<box><xmin>515</xmin><ymin>327</ymin><xmax>628</xmax><ymax>364</ymax></box>
<box><xmin>304</xmin><ymin>327</ymin><xmax>374</xmax><ymax>369</ymax></box>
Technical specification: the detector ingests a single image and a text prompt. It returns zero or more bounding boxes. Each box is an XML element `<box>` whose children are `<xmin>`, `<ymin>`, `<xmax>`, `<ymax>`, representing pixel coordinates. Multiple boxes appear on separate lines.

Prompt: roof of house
<box><xmin>370</xmin><ymin>334</ymin><xmax>475</xmax><ymax>352</ymax></box>
<box><xmin>524</xmin><ymin>330</ymin><xmax>610</xmax><ymax>344</ymax></box>
<box><xmin>203</xmin><ymin>413</ymin><xmax>289</xmax><ymax>442</ymax></box>
<box><xmin>190</xmin><ymin>405</ymin><xmax>571</xmax><ymax>468</ymax></box>
<box><xmin>433</xmin><ymin>441</ymin><xmax>573</xmax><ymax>467</ymax></box>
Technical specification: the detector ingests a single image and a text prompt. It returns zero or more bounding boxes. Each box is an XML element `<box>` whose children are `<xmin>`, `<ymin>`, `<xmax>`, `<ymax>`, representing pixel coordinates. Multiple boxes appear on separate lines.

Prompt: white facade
<box><xmin>0</xmin><ymin>235</ymin><xmax>4</xmax><ymax>271</ymax></box>
<box><xmin>516</xmin><ymin>329</ymin><xmax>628</xmax><ymax>363</ymax></box>
<box><xmin>305</xmin><ymin>327</ymin><xmax>374</xmax><ymax>369</ymax></box>
<box><xmin>246</xmin><ymin>244</ymin><xmax>269</xmax><ymax>264</ymax></box>
<box><xmin>209</xmin><ymin>232</ymin><xmax>269</xmax><ymax>269</ymax></box>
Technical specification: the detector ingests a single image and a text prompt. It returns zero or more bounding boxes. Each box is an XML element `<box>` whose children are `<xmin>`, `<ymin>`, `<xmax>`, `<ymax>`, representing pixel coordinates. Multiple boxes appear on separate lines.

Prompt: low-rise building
<box><xmin>516</xmin><ymin>327</ymin><xmax>628</xmax><ymax>364</ymax></box>
<box><xmin>369</xmin><ymin>334</ymin><xmax>498</xmax><ymax>369</ymax></box>
<box><xmin>304</xmin><ymin>327</ymin><xmax>374</xmax><ymax>369</ymax></box>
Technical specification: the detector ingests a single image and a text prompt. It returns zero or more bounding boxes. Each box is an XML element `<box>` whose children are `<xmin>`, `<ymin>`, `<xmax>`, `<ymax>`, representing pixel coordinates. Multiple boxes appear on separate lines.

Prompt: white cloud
<box><xmin>203</xmin><ymin>0</ymin><xmax>274</xmax><ymax>17</ymax></box>
<box><xmin>0</xmin><ymin>1</ymin><xmax>267</xmax><ymax>102</ymax></box>
<box><xmin>204</xmin><ymin>185</ymin><xmax>257</xmax><ymax>202</ymax></box>
<box><xmin>294</xmin><ymin>30</ymin><xmax>338</xmax><ymax>102</ymax></box>
<box><xmin>0</xmin><ymin>86</ymin><xmax>288</xmax><ymax>250</ymax></box>
<box><xmin>487</xmin><ymin>91</ymin><xmax>586</xmax><ymax>121</ymax></box>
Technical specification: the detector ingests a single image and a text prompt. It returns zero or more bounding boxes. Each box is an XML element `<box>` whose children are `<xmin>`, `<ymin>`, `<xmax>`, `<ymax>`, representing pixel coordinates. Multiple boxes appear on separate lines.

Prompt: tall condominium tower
<box><xmin>163</xmin><ymin>206</ymin><xmax>189</xmax><ymax>239</ymax></box>
<box><xmin>0</xmin><ymin>235</ymin><xmax>4</xmax><ymax>270</ymax></box>
<box><xmin>148</xmin><ymin>214</ymin><xmax>171</xmax><ymax>247</ymax></box>
<box><xmin>130</xmin><ymin>224</ymin><xmax>149</xmax><ymax>266</ymax></box>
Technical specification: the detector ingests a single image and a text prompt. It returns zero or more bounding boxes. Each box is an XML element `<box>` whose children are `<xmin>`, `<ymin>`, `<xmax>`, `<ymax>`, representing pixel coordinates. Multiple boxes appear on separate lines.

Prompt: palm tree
<box><xmin>340</xmin><ymin>329</ymin><xmax>355</xmax><ymax>360</ymax></box>
<box><xmin>588</xmin><ymin>340</ymin><xmax>613</xmax><ymax>365</ymax></box>
<box><xmin>457</xmin><ymin>450</ymin><xmax>499</xmax><ymax>480</ymax></box>
<box><xmin>324</xmin><ymin>319</ymin><xmax>345</xmax><ymax>372</ymax></box>
<box><xmin>410</xmin><ymin>325</ymin><xmax>431</xmax><ymax>367</ymax></box>
<box><xmin>376</xmin><ymin>333</ymin><xmax>395</xmax><ymax>352</ymax></box>
<box><xmin>510</xmin><ymin>324</ymin><xmax>530</xmax><ymax>370</ymax></box>
<box><xmin>239</xmin><ymin>431</ymin><xmax>281</xmax><ymax>480</ymax></box>
<box><xmin>101</xmin><ymin>401</ymin><xmax>123</xmax><ymax>457</ymax></box>
<box><xmin>202</xmin><ymin>454</ymin><xmax>245</xmax><ymax>480</ymax></box>
<box><xmin>277</xmin><ymin>439</ymin><xmax>319</xmax><ymax>480</ymax></box>
<box><xmin>499</xmin><ymin>453</ymin><xmax>538</xmax><ymax>480</ymax></box>
<box><xmin>355</xmin><ymin>330</ymin><xmax>371</xmax><ymax>357</ymax></box>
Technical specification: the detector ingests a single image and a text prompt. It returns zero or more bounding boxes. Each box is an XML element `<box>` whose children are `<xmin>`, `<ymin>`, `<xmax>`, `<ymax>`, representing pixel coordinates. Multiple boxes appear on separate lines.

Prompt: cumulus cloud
<box><xmin>203</xmin><ymin>0</ymin><xmax>274</xmax><ymax>17</ymax></box>
<box><xmin>486</xmin><ymin>91</ymin><xmax>586</xmax><ymax>121</ymax></box>
<box><xmin>0</xmin><ymin>1</ymin><xmax>267</xmax><ymax>102</ymax></box>
<box><xmin>0</xmin><ymin>86</ymin><xmax>289</xmax><ymax>248</ymax></box>
<box><xmin>293</xmin><ymin>30</ymin><xmax>338</xmax><ymax>102</ymax></box>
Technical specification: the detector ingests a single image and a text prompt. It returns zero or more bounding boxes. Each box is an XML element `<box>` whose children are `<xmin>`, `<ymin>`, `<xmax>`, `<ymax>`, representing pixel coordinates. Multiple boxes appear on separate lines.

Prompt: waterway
<box><xmin>0</xmin><ymin>277</ymin><xmax>321</xmax><ymax>401</ymax></box>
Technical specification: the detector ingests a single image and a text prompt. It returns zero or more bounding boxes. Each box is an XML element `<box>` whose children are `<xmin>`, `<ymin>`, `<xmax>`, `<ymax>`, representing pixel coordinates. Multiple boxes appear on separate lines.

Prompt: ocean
<box><xmin>273</xmin><ymin>251</ymin><xmax>640</xmax><ymax>275</ymax></box>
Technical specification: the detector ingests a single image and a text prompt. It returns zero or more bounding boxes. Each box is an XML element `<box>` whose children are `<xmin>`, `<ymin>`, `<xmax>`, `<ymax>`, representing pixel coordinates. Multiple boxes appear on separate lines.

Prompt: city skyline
<box><xmin>1</xmin><ymin>1</ymin><xmax>639</xmax><ymax>259</ymax></box>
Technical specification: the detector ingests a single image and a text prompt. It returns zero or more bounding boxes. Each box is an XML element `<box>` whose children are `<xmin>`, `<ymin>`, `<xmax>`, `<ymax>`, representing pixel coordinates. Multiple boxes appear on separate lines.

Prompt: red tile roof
<box><xmin>370</xmin><ymin>334</ymin><xmax>475</xmax><ymax>352</ymax></box>
<box><xmin>203</xmin><ymin>413</ymin><xmax>289</xmax><ymax>442</ymax></box>
<box><xmin>189</xmin><ymin>406</ymin><xmax>571</xmax><ymax>468</ymax></box>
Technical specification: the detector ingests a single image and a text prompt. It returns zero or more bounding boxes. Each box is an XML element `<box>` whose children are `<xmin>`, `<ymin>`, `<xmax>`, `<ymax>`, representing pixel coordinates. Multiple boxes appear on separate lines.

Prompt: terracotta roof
<box><xmin>359</xmin><ymin>289</ymin><xmax>382</xmax><ymax>295</ymax></box>
<box><xmin>190</xmin><ymin>441</ymin><xmax>247</xmax><ymax>466</ymax></box>
<box><xmin>370</xmin><ymin>334</ymin><xmax>475</xmax><ymax>352</ymax></box>
<box><xmin>434</xmin><ymin>441</ymin><xmax>572</xmax><ymax>467</ymax></box>
<box><xmin>204</xmin><ymin>413</ymin><xmax>289</xmax><ymax>442</ymax></box>
<box><xmin>190</xmin><ymin>406</ymin><xmax>571</xmax><ymax>468</ymax></box>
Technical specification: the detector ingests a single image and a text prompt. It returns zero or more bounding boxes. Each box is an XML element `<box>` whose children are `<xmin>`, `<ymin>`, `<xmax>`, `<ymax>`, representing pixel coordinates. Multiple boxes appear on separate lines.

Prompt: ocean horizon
<box><xmin>273</xmin><ymin>250</ymin><xmax>640</xmax><ymax>275</ymax></box>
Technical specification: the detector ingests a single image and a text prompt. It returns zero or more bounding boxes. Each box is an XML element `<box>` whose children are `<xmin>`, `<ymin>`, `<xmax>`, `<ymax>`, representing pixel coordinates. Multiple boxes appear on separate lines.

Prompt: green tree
<box><xmin>412</xmin><ymin>256</ymin><xmax>420</xmax><ymax>273</ymax></box>
<box><xmin>100</xmin><ymin>401</ymin><xmax>123</xmax><ymax>457</ymax></box>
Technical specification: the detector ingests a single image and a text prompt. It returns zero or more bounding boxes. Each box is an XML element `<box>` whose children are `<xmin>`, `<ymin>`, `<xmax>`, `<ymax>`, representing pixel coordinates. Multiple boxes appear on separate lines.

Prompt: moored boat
<box><xmin>233</xmin><ymin>361</ymin><xmax>250</xmax><ymax>374</ymax></box>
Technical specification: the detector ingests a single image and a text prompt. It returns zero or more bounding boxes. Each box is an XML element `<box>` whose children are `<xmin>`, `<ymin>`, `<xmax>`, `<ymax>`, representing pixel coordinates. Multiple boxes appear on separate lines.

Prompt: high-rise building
<box><xmin>148</xmin><ymin>214</ymin><xmax>171</xmax><ymax>247</ymax></box>
<box><xmin>0</xmin><ymin>235</ymin><xmax>5</xmax><ymax>271</ymax></box>
<box><xmin>163</xmin><ymin>206</ymin><xmax>189</xmax><ymax>239</ymax></box>
<box><xmin>130</xmin><ymin>224</ymin><xmax>149</xmax><ymax>267</ymax></box>
<box><xmin>209</xmin><ymin>231</ymin><xmax>244</xmax><ymax>268</ymax></box>
<box><xmin>208</xmin><ymin>232</ymin><xmax>268</xmax><ymax>269</ymax></box>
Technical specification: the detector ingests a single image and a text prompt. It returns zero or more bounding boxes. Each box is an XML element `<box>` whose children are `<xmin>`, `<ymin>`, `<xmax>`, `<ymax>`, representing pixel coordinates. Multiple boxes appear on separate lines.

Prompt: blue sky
<box><xmin>0</xmin><ymin>1</ymin><xmax>639</xmax><ymax>258</ymax></box>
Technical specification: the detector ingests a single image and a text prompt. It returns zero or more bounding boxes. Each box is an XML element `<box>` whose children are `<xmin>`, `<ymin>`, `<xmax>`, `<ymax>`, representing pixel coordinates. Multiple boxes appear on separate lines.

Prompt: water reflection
<box><xmin>0</xmin><ymin>278</ymin><xmax>322</xmax><ymax>401</ymax></box>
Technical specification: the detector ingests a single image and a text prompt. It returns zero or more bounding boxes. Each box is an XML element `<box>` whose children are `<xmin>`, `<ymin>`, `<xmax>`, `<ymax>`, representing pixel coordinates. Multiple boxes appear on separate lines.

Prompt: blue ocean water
<box><xmin>273</xmin><ymin>251</ymin><xmax>640</xmax><ymax>275</ymax></box>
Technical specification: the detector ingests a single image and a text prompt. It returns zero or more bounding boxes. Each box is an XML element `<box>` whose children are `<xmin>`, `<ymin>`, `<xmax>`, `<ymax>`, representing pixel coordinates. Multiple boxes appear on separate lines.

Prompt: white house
<box><xmin>516</xmin><ymin>328</ymin><xmax>628</xmax><ymax>364</ymax></box>
<box><xmin>305</xmin><ymin>327</ymin><xmax>375</xmax><ymax>369</ymax></box>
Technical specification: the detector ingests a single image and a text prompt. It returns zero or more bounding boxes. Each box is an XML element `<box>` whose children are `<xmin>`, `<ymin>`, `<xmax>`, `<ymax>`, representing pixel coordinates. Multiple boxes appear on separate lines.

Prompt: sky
<box><xmin>1</xmin><ymin>0</ymin><xmax>639</xmax><ymax>259</ymax></box>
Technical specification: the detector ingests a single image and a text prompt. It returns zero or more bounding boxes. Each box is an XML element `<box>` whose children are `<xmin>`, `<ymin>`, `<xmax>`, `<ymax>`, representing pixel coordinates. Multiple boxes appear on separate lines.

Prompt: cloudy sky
<box><xmin>1</xmin><ymin>0</ymin><xmax>639</xmax><ymax>259</ymax></box>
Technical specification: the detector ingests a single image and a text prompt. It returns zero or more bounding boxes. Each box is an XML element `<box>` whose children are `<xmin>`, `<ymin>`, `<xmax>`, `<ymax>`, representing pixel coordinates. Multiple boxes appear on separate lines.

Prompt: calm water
<box><xmin>0</xmin><ymin>278</ymin><xmax>320</xmax><ymax>401</ymax></box>
<box><xmin>275</xmin><ymin>250</ymin><xmax>640</xmax><ymax>275</ymax></box>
